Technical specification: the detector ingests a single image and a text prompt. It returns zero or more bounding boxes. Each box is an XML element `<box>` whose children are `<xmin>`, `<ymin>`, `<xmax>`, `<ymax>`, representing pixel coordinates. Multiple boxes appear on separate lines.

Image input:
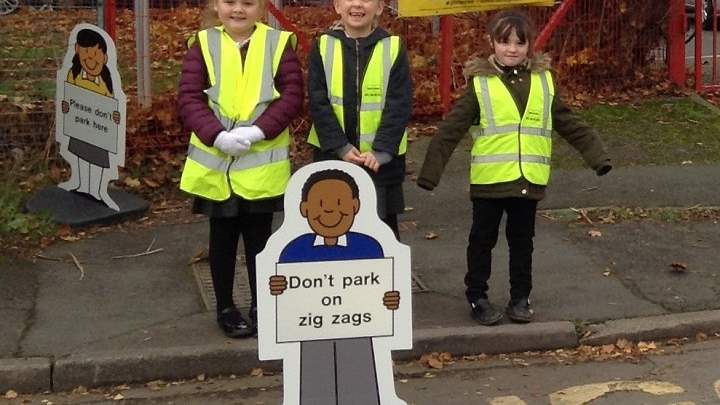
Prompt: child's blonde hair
<box><xmin>330</xmin><ymin>0</ymin><xmax>383</xmax><ymax>31</ymax></box>
<box><xmin>201</xmin><ymin>0</ymin><xmax>268</xmax><ymax>29</ymax></box>
<box><xmin>487</xmin><ymin>10</ymin><xmax>535</xmax><ymax>56</ymax></box>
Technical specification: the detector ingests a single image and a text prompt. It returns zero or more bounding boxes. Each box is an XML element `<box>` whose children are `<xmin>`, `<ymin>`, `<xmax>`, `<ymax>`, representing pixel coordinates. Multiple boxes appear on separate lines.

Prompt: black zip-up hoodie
<box><xmin>308</xmin><ymin>26</ymin><xmax>413</xmax><ymax>185</ymax></box>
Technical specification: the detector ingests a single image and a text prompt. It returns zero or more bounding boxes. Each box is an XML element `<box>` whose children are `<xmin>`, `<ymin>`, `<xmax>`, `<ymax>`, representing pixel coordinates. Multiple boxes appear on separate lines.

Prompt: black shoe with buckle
<box><xmin>217</xmin><ymin>307</ymin><xmax>255</xmax><ymax>338</ymax></box>
<box><xmin>506</xmin><ymin>297</ymin><xmax>533</xmax><ymax>323</ymax></box>
<box><xmin>470</xmin><ymin>298</ymin><xmax>503</xmax><ymax>326</ymax></box>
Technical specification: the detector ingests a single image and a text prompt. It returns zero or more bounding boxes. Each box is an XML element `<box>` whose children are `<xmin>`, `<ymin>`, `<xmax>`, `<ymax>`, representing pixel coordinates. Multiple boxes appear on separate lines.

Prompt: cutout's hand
<box><xmin>213</xmin><ymin>130</ymin><xmax>251</xmax><ymax>156</ymax></box>
<box><xmin>112</xmin><ymin>111</ymin><xmax>120</xmax><ymax>124</ymax></box>
<box><xmin>269</xmin><ymin>275</ymin><xmax>287</xmax><ymax>296</ymax></box>
<box><xmin>383</xmin><ymin>290</ymin><xmax>400</xmax><ymax>310</ymax></box>
<box><xmin>62</xmin><ymin>100</ymin><xmax>69</xmax><ymax>114</ymax></box>
<box><xmin>361</xmin><ymin>152</ymin><xmax>380</xmax><ymax>173</ymax></box>
<box><xmin>342</xmin><ymin>147</ymin><xmax>365</xmax><ymax>165</ymax></box>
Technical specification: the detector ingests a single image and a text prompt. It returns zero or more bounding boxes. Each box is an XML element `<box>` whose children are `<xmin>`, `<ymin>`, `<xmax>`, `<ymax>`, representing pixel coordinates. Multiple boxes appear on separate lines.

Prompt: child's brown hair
<box><xmin>487</xmin><ymin>10</ymin><xmax>536</xmax><ymax>54</ymax></box>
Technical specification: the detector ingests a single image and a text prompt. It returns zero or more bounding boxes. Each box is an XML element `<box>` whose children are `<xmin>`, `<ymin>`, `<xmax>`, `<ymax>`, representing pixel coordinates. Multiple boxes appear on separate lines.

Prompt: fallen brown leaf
<box><xmin>250</xmin><ymin>368</ymin><xmax>264</xmax><ymax>377</ymax></box>
<box><xmin>637</xmin><ymin>341</ymin><xmax>657</xmax><ymax>352</ymax></box>
<box><xmin>670</xmin><ymin>262</ymin><xmax>688</xmax><ymax>273</ymax></box>
<box><xmin>599</xmin><ymin>211</ymin><xmax>616</xmax><ymax>224</ymax></box>
<box><xmin>123</xmin><ymin>177</ymin><xmax>141</xmax><ymax>188</ymax></box>
<box><xmin>427</xmin><ymin>358</ymin><xmax>444</xmax><ymax>369</ymax></box>
<box><xmin>587</xmin><ymin>229</ymin><xmax>602</xmax><ymax>238</ymax></box>
<box><xmin>424</xmin><ymin>231</ymin><xmax>438</xmax><ymax>240</ymax></box>
<box><xmin>143</xmin><ymin>178</ymin><xmax>160</xmax><ymax>188</ymax></box>
<box><xmin>188</xmin><ymin>248</ymin><xmax>207</xmax><ymax>265</ymax></box>
<box><xmin>615</xmin><ymin>338</ymin><xmax>631</xmax><ymax>350</ymax></box>
<box><xmin>600</xmin><ymin>344</ymin><xmax>615</xmax><ymax>354</ymax></box>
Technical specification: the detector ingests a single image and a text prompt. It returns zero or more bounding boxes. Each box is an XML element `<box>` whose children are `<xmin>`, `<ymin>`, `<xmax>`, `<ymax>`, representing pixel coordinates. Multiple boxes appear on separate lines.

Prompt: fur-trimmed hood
<box><xmin>464</xmin><ymin>53</ymin><xmax>552</xmax><ymax>78</ymax></box>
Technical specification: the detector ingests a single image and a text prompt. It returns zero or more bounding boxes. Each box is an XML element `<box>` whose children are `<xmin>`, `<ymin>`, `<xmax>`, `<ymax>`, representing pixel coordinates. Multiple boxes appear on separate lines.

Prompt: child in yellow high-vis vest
<box><xmin>307</xmin><ymin>0</ymin><xmax>413</xmax><ymax>239</ymax></box>
<box><xmin>177</xmin><ymin>0</ymin><xmax>303</xmax><ymax>338</ymax></box>
<box><xmin>418</xmin><ymin>10</ymin><xmax>611</xmax><ymax>325</ymax></box>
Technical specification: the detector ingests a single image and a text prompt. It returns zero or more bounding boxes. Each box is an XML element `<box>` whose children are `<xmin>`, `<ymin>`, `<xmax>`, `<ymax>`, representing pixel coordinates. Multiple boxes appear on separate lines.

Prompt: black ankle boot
<box><xmin>470</xmin><ymin>298</ymin><xmax>503</xmax><ymax>326</ymax></box>
<box><xmin>217</xmin><ymin>307</ymin><xmax>255</xmax><ymax>338</ymax></box>
<box><xmin>506</xmin><ymin>297</ymin><xmax>533</xmax><ymax>323</ymax></box>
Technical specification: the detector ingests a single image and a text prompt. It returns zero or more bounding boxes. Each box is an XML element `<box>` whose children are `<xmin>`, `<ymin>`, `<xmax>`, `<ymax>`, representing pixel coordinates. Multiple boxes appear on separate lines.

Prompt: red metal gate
<box><xmin>693</xmin><ymin>0</ymin><xmax>720</xmax><ymax>91</ymax></box>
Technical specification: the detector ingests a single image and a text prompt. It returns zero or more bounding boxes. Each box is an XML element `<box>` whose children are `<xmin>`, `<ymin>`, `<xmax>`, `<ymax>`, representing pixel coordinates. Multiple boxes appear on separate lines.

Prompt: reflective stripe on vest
<box><xmin>469</xmin><ymin>71</ymin><xmax>554</xmax><ymax>186</ymax></box>
<box><xmin>307</xmin><ymin>35</ymin><xmax>408</xmax><ymax>155</ymax></box>
<box><xmin>180</xmin><ymin>23</ymin><xmax>294</xmax><ymax>201</ymax></box>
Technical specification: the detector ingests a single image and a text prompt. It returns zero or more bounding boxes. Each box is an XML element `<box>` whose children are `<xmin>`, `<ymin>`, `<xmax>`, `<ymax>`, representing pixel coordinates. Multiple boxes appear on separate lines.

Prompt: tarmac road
<box><xmin>7</xmin><ymin>338</ymin><xmax>720</xmax><ymax>404</ymax></box>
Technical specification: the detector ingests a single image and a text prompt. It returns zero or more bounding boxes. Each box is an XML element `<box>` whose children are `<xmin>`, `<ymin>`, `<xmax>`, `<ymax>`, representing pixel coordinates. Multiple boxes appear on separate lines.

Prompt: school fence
<box><xmin>0</xmin><ymin>0</ymin><xmax>671</xmax><ymax>166</ymax></box>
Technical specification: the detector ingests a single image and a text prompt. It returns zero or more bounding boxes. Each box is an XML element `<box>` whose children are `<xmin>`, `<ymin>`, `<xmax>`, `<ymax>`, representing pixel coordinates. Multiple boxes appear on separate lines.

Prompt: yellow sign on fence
<box><xmin>398</xmin><ymin>0</ymin><xmax>555</xmax><ymax>17</ymax></box>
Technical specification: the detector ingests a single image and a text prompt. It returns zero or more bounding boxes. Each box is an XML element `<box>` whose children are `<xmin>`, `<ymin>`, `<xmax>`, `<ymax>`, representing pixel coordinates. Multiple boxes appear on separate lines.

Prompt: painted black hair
<box><xmin>487</xmin><ymin>10</ymin><xmax>535</xmax><ymax>50</ymax></box>
<box><xmin>70</xmin><ymin>28</ymin><xmax>114</xmax><ymax>94</ymax></box>
<box><xmin>301</xmin><ymin>169</ymin><xmax>360</xmax><ymax>202</ymax></box>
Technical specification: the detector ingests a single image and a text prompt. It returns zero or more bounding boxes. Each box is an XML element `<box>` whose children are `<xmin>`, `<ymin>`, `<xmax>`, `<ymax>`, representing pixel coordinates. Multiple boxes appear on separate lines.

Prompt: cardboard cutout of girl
<box><xmin>56</xmin><ymin>23</ymin><xmax>126</xmax><ymax>211</ymax></box>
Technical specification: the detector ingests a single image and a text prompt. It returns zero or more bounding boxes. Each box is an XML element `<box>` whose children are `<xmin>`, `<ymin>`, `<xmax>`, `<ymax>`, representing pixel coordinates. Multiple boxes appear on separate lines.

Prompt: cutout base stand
<box><xmin>26</xmin><ymin>185</ymin><xmax>150</xmax><ymax>228</ymax></box>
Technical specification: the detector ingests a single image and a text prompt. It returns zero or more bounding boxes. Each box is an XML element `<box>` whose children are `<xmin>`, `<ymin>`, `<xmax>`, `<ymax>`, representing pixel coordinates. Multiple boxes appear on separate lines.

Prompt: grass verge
<box><xmin>0</xmin><ymin>168</ymin><xmax>57</xmax><ymax>259</ymax></box>
<box><xmin>540</xmin><ymin>206</ymin><xmax>720</xmax><ymax>224</ymax></box>
<box><xmin>552</xmin><ymin>96</ymin><xmax>720</xmax><ymax>169</ymax></box>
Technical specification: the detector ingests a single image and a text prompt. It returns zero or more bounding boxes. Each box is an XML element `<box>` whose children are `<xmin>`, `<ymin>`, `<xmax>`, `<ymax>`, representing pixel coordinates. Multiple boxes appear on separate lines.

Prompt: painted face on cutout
<box><xmin>300</xmin><ymin>179</ymin><xmax>360</xmax><ymax>239</ymax></box>
<box><xmin>491</xmin><ymin>28</ymin><xmax>529</xmax><ymax>67</ymax></box>
<box><xmin>215</xmin><ymin>0</ymin><xmax>264</xmax><ymax>42</ymax></box>
<box><xmin>334</xmin><ymin>0</ymin><xmax>384</xmax><ymax>37</ymax></box>
<box><xmin>75</xmin><ymin>44</ymin><xmax>107</xmax><ymax>78</ymax></box>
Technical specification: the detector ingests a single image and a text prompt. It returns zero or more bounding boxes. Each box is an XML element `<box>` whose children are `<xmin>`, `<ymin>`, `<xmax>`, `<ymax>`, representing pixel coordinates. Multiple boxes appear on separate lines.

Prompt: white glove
<box><xmin>231</xmin><ymin>125</ymin><xmax>265</xmax><ymax>144</ymax></box>
<box><xmin>213</xmin><ymin>130</ymin><xmax>250</xmax><ymax>156</ymax></box>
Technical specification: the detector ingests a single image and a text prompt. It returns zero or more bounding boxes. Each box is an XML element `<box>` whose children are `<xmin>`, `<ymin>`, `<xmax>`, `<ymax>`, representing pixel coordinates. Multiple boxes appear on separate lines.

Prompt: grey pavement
<box><xmin>2</xmin><ymin>136</ymin><xmax>720</xmax><ymax>393</ymax></box>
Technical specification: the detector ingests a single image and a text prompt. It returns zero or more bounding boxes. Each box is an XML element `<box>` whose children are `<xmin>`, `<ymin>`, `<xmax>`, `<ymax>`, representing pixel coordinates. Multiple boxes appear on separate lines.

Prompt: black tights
<box><xmin>381</xmin><ymin>214</ymin><xmax>400</xmax><ymax>240</ymax></box>
<box><xmin>465</xmin><ymin>198</ymin><xmax>537</xmax><ymax>303</ymax></box>
<box><xmin>209</xmin><ymin>214</ymin><xmax>273</xmax><ymax>314</ymax></box>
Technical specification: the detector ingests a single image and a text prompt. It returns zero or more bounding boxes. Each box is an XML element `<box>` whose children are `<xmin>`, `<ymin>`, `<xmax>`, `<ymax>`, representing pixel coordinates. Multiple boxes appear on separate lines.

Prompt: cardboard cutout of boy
<box><xmin>56</xmin><ymin>23</ymin><xmax>127</xmax><ymax>211</ymax></box>
<box><xmin>257</xmin><ymin>161</ymin><xmax>412</xmax><ymax>405</ymax></box>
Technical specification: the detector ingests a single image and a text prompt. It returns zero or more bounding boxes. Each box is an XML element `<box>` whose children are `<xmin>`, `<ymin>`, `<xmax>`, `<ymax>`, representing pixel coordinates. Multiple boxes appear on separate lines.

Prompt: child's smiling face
<box><xmin>75</xmin><ymin>44</ymin><xmax>107</xmax><ymax>77</ymax></box>
<box><xmin>300</xmin><ymin>179</ymin><xmax>359</xmax><ymax>239</ymax></box>
<box><xmin>215</xmin><ymin>0</ymin><xmax>263</xmax><ymax>42</ymax></box>
<box><xmin>491</xmin><ymin>28</ymin><xmax>529</xmax><ymax>67</ymax></box>
<box><xmin>334</xmin><ymin>0</ymin><xmax>383</xmax><ymax>37</ymax></box>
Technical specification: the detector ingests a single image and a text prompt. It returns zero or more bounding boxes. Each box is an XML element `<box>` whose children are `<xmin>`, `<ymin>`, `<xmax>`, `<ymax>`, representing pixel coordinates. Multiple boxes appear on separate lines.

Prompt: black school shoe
<box><xmin>470</xmin><ymin>298</ymin><xmax>504</xmax><ymax>326</ymax></box>
<box><xmin>506</xmin><ymin>297</ymin><xmax>533</xmax><ymax>323</ymax></box>
<box><xmin>217</xmin><ymin>307</ymin><xmax>255</xmax><ymax>338</ymax></box>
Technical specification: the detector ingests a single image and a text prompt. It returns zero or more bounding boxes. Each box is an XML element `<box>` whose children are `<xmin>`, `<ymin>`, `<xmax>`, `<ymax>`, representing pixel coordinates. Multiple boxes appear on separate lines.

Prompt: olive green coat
<box><xmin>417</xmin><ymin>54</ymin><xmax>611</xmax><ymax>200</ymax></box>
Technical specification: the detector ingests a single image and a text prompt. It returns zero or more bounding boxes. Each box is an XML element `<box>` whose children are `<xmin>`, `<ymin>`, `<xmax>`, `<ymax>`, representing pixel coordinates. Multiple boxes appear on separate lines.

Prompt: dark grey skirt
<box><xmin>192</xmin><ymin>194</ymin><xmax>283</xmax><ymax>218</ymax></box>
<box><xmin>68</xmin><ymin>138</ymin><xmax>110</xmax><ymax>168</ymax></box>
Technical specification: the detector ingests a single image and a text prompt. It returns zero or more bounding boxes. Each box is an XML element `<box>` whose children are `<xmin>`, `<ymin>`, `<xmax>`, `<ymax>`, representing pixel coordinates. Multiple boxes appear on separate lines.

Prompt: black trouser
<box><xmin>381</xmin><ymin>214</ymin><xmax>399</xmax><ymax>240</ymax></box>
<box><xmin>209</xmin><ymin>213</ymin><xmax>273</xmax><ymax>314</ymax></box>
<box><xmin>465</xmin><ymin>198</ymin><xmax>538</xmax><ymax>303</ymax></box>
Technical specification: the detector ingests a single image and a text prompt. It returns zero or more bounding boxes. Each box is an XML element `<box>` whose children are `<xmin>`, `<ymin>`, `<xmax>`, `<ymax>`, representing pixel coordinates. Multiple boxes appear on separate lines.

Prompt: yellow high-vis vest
<box><xmin>180</xmin><ymin>23</ymin><xmax>296</xmax><ymax>201</ymax></box>
<box><xmin>307</xmin><ymin>34</ymin><xmax>408</xmax><ymax>155</ymax></box>
<box><xmin>469</xmin><ymin>71</ymin><xmax>554</xmax><ymax>186</ymax></box>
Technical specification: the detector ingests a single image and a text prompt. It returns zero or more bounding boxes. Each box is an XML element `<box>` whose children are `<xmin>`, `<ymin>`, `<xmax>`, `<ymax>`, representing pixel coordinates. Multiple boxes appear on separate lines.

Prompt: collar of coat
<box><xmin>463</xmin><ymin>53</ymin><xmax>552</xmax><ymax>78</ymax></box>
<box><xmin>324</xmin><ymin>20</ymin><xmax>391</xmax><ymax>49</ymax></box>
